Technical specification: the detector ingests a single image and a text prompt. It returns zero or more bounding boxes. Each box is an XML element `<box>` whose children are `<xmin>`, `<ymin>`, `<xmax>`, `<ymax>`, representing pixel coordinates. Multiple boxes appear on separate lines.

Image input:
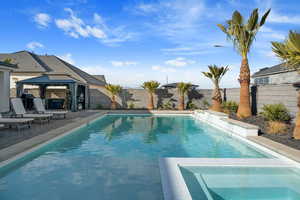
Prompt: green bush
<box><xmin>202</xmin><ymin>100</ymin><xmax>211</xmax><ymax>109</ymax></box>
<box><xmin>222</xmin><ymin>101</ymin><xmax>238</xmax><ymax>114</ymax></box>
<box><xmin>160</xmin><ymin>101</ymin><xmax>173</xmax><ymax>110</ymax></box>
<box><xmin>128</xmin><ymin>102</ymin><xmax>135</xmax><ymax>109</ymax></box>
<box><xmin>260</xmin><ymin>104</ymin><xmax>291</xmax><ymax>122</ymax></box>
<box><xmin>96</xmin><ymin>104</ymin><xmax>103</xmax><ymax>109</ymax></box>
<box><xmin>187</xmin><ymin>102</ymin><xmax>198</xmax><ymax>110</ymax></box>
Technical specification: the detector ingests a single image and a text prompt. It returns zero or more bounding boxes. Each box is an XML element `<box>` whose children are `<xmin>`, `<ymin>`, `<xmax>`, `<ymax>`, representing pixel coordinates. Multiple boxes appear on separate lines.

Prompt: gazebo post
<box><xmin>85</xmin><ymin>85</ymin><xmax>89</xmax><ymax>109</ymax></box>
<box><xmin>16</xmin><ymin>82</ymin><xmax>24</xmax><ymax>97</ymax></box>
<box><xmin>39</xmin><ymin>84</ymin><xmax>47</xmax><ymax>99</ymax></box>
<box><xmin>70</xmin><ymin>83</ymin><xmax>78</xmax><ymax>112</ymax></box>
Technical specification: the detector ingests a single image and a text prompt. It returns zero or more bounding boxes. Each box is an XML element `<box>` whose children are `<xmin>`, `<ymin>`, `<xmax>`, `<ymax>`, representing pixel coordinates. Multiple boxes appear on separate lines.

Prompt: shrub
<box><xmin>222</xmin><ymin>101</ymin><xmax>238</xmax><ymax>114</ymax></box>
<box><xmin>96</xmin><ymin>104</ymin><xmax>103</xmax><ymax>109</ymax></box>
<box><xmin>202</xmin><ymin>100</ymin><xmax>211</xmax><ymax>109</ymax></box>
<box><xmin>187</xmin><ymin>102</ymin><xmax>198</xmax><ymax>110</ymax></box>
<box><xmin>160</xmin><ymin>101</ymin><xmax>173</xmax><ymax>110</ymax></box>
<box><xmin>128</xmin><ymin>102</ymin><xmax>135</xmax><ymax>109</ymax></box>
<box><xmin>260</xmin><ymin>104</ymin><xmax>291</xmax><ymax>122</ymax></box>
<box><xmin>267</xmin><ymin>121</ymin><xmax>288</xmax><ymax>134</ymax></box>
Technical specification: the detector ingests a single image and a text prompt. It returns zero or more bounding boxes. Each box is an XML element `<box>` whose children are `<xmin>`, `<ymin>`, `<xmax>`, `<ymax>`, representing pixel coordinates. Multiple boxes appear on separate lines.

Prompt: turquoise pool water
<box><xmin>181</xmin><ymin>166</ymin><xmax>300</xmax><ymax>200</ymax></box>
<box><xmin>0</xmin><ymin>115</ymin><xmax>268</xmax><ymax>200</ymax></box>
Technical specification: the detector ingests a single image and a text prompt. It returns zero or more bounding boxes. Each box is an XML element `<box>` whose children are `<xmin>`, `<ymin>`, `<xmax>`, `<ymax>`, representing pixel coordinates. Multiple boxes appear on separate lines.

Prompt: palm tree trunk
<box><xmin>211</xmin><ymin>84</ymin><xmax>222</xmax><ymax>112</ymax></box>
<box><xmin>178</xmin><ymin>94</ymin><xmax>184</xmax><ymax>110</ymax></box>
<box><xmin>237</xmin><ymin>58</ymin><xmax>252</xmax><ymax>118</ymax></box>
<box><xmin>294</xmin><ymin>92</ymin><xmax>300</xmax><ymax>139</ymax></box>
<box><xmin>111</xmin><ymin>95</ymin><xmax>116</xmax><ymax>110</ymax></box>
<box><xmin>148</xmin><ymin>92</ymin><xmax>154</xmax><ymax>110</ymax></box>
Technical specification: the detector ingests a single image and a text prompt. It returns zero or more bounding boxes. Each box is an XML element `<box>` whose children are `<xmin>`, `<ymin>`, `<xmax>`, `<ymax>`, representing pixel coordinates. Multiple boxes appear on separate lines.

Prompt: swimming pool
<box><xmin>0</xmin><ymin>114</ymin><xmax>269</xmax><ymax>200</ymax></box>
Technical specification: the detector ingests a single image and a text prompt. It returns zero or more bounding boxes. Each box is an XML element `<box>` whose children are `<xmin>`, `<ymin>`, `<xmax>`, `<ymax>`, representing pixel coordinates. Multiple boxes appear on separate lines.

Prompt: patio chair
<box><xmin>33</xmin><ymin>98</ymin><xmax>68</xmax><ymax>119</ymax></box>
<box><xmin>11</xmin><ymin>98</ymin><xmax>52</xmax><ymax>123</ymax></box>
<box><xmin>0</xmin><ymin>113</ymin><xmax>33</xmax><ymax>130</ymax></box>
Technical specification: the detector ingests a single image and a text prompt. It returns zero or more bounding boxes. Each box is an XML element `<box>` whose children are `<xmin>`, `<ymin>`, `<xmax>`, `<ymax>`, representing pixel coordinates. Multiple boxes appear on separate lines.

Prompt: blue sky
<box><xmin>1</xmin><ymin>0</ymin><xmax>300</xmax><ymax>88</ymax></box>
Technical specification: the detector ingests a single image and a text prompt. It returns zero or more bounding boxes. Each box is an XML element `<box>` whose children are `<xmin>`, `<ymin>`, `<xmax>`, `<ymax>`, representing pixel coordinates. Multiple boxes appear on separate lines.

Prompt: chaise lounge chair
<box><xmin>33</xmin><ymin>98</ymin><xmax>68</xmax><ymax>119</ymax></box>
<box><xmin>0</xmin><ymin>114</ymin><xmax>33</xmax><ymax>130</ymax></box>
<box><xmin>11</xmin><ymin>98</ymin><xmax>53</xmax><ymax>123</ymax></box>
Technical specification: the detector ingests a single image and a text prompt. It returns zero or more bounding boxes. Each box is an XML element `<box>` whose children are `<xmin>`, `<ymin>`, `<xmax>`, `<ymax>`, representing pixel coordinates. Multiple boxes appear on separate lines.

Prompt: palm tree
<box><xmin>142</xmin><ymin>81</ymin><xmax>160</xmax><ymax>110</ymax></box>
<box><xmin>202</xmin><ymin>65</ymin><xmax>229</xmax><ymax>112</ymax></box>
<box><xmin>177</xmin><ymin>82</ymin><xmax>192</xmax><ymax>110</ymax></box>
<box><xmin>105</xmin><ymin>84</ymin><xmax>122</xmax><ymax>110</ymax></box>
<box><xmin>272</xmin><ymin>31</ymin><xmax>300</xmax><ymax>139</ymax></box>
<box><xmin>217</xmin><ymin>8</ymin><xmax>271</xmax><ymax>118</ymax></box>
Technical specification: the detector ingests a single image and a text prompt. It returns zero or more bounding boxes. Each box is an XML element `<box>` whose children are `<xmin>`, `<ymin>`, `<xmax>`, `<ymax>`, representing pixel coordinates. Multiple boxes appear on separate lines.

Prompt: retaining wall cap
<box><xmin>223</xmin><ymin>118</ymin><xmax>259</xmax><ymax>129</ymax></box>
<box><xmin>206</xmin><ymin>110</ymin><xmax>228</xmax><ymax>117</ymax></box>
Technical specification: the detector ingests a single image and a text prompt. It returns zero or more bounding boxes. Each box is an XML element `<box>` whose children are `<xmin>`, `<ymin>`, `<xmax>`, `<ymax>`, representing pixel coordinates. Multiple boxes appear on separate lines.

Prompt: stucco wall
<box><xmin>0</xmin><ymin>70</ymin><xmax>11</xmax><ymax>112</ymax></box>
<box><xmin>269</xmin><ymin>71</ymin><xmax>300</xmax><ymax>84</ymax></box>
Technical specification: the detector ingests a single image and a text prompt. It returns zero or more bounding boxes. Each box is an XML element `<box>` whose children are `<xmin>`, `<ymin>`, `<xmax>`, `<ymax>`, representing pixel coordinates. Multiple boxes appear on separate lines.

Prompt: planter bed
<box><xmin>229</xmin><ymin>114</ymin><xmax>300</xmax><ymax>150</ymax></box>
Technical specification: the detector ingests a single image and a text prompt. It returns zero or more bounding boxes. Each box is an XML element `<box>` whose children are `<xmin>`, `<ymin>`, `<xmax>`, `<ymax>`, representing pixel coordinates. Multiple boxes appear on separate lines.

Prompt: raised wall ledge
<box><xmin>223</xmin><ymin>118</ymin><xmax>259</xmax><ymax>129</ymax></box>
<box><xmin>194</xmin><ymin>110</ymin><xmax>259</xmax><ymax>137</ymax></box>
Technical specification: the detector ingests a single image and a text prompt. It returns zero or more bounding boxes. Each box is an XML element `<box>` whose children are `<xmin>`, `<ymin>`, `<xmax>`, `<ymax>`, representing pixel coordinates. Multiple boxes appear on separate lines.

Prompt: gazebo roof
<box><xmin>17</xmin><ymin>74</ymin><xmax>85</xmax><ymax>85</ymax></box>
<box><xmin>161</xmin><ymin>82</ymin><xmax>199</xmax><ymax>89</ymax></box>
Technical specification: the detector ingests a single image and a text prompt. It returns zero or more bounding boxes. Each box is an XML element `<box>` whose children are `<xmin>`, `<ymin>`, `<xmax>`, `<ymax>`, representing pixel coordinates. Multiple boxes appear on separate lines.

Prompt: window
<box><xmin>254</xmin><ymin>77</ymin><xmax>269</xmax><ymax>85</ymax></box>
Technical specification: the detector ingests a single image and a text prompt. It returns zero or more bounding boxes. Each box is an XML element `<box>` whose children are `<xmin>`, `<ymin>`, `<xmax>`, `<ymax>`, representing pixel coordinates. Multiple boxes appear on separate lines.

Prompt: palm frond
<box><xmin>177</xmin><ymin>82</ymin><xmax>192</xmax><ymax>95</ymax></box>
<box><xmin>272</xmin><ymin>31</ymin><xmax>300</xmax><ymax>71</ymax></box>
<box><xmin>202</xmin><ymin>65</ymin><xmax>229</xmax><ymax>84</ymax></box>
<box><xmin>105</xmin><ymin>84</ymin><xmax>122</xmax><ymax>95</ymax></box>
<box><xmin>142</xmin><ymin>81</ymin><xmax>160</xmax><ymax>93</ymax></box>
<box><xmin>217</xmin><ymin>8</ymin><xmax>271</xmax><ymax>58</ymax></box>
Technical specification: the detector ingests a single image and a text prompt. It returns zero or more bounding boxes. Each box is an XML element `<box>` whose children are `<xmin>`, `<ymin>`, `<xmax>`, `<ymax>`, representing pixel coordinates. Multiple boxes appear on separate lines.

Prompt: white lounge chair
<box><xmin>11</xmin><ymin>98</ymin><xmax>52</xmax><ymax>123</ymax></box>
<box><xmin>0</xmin><ymin>114</ymin><xmax>33</xmax><ymax>130</ymax></box>
<box><xmin>33</xmin><ymin>98</ymin><xmax>68</xmax><ymax>119</ymax></box>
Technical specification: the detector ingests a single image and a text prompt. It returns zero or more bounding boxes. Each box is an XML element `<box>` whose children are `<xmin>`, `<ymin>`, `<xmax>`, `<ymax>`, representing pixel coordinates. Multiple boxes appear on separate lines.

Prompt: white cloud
<box><xmin>132</xmin><ymin>0</ymin><xmax>206</xmax><ymax>44</ymax></box>
<box><xmin>268</xmin><ymin>12</ymin><xmax>300</xmax><ymax>24</ymax></box>
<box><xmin>55</xmin><ymin>8</ymin><xmax>134</xmax><ymax>45</ymax></box>
<box><xmin>26</xmin><ymin>41</ymin><xmax>44</xmax><ymax>50</ymax></box>
<box><xmin>58</xmin><ymin>53</ymin><xmax>75</xmax><ymax>65</ymax></box>
<box><xmin>34</xmin><ymin>13</ymin><xmax>51</xmax><ymax>28</ymax></box>
<box><xmin>260</xmin><ymin>26</ymin><xmax>286</xmax><ymax>40</ymax></box>
<box><xmin>151</xmin><ymin>65</ymin><xmax>176</xmax><ymax>73</ymax></box>
<box><xmin>111</xmin><ymin>61</ymin><xmax>138</xmax><ymax>67</ymax></box>
<box><xmin>165</xmin><ymin>57</ymin><xmax>195</xmax><ymax>67</ymax></box>
<box><xmin>55</xmin><ymin>8</ymin><xmax>106</xmax><ymax>39</ymax></box>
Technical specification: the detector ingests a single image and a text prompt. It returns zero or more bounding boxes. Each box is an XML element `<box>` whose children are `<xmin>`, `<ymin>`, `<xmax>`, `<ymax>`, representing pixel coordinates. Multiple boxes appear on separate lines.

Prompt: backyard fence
<box><xmin>89</xmin><ymin>83</ymin><xmax>298</xmax><ymax>117</ymax></box>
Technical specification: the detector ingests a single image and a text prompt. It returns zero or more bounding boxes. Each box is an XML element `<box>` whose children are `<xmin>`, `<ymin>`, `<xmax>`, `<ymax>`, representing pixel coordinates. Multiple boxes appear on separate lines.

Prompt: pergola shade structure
<box><xmin>16</xmin><ymin>74</ymin><xmax>88</xmax><ymax>111</ymax></box>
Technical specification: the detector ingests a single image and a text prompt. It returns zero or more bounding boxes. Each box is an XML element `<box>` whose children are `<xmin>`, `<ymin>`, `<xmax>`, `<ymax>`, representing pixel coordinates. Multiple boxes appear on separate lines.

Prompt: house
<box><xmin>252</xmin><ymin>63</ymin><xmax>300</xmax><ymax>85</ymax></box>
<box><xmin>0</xmin><ymin>51</ymin><xmax>106</xmax><ymax>110</ymax></box>
<box><xmin>0</xmin><ymin>62</ymin><xmax>17</xmax><ymax>112</ymax></box>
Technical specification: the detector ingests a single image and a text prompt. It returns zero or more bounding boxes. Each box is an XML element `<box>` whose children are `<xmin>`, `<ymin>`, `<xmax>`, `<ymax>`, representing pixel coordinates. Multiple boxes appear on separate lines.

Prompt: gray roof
<box><xmin>0</xmin><ymin>51</ymin><xmax>47</xmax><ymax>72</ymax></box>
<box><xmin>56</xmin><ymin>57</ymin><xmax>106</xmax><ymax>86</ymax></box>
<box><xmin>252</xmin><ymin>63</ymin><xmax>296</xmax><ymax>78</ymax></box>
<box><xmin>0</xmin><ymin>51</ymin><xmax>106</xmax><ymax>86</ymax></box>
<box><xmin>18</xmin><ymin>74</ymin><xmax>82</xmax><ymax>85</ymax></box>
<box><xmin>93</xmin><ymin>75</ymin><xmax>106</xmax><ymax>83</ymax></box>
<box><xmin>0</xmin><ymin>61</ymin><xmax>18</xmax><ymax>69</ymax></box>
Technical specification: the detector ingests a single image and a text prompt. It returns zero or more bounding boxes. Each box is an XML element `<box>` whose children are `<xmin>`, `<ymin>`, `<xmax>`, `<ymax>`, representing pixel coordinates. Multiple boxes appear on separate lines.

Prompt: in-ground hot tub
<box><xmin>159</xmin><ymin>158</ymin><xmax>300</xmax><ymax>200</ymax></box>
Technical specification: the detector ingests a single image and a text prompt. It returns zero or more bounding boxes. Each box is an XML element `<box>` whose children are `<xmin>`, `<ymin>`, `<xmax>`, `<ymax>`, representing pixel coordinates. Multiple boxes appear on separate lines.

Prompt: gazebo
<box><xmin>16</xmin><ymin>74</ymin><xmax>89</xmax><ymax>111</ymax></box>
